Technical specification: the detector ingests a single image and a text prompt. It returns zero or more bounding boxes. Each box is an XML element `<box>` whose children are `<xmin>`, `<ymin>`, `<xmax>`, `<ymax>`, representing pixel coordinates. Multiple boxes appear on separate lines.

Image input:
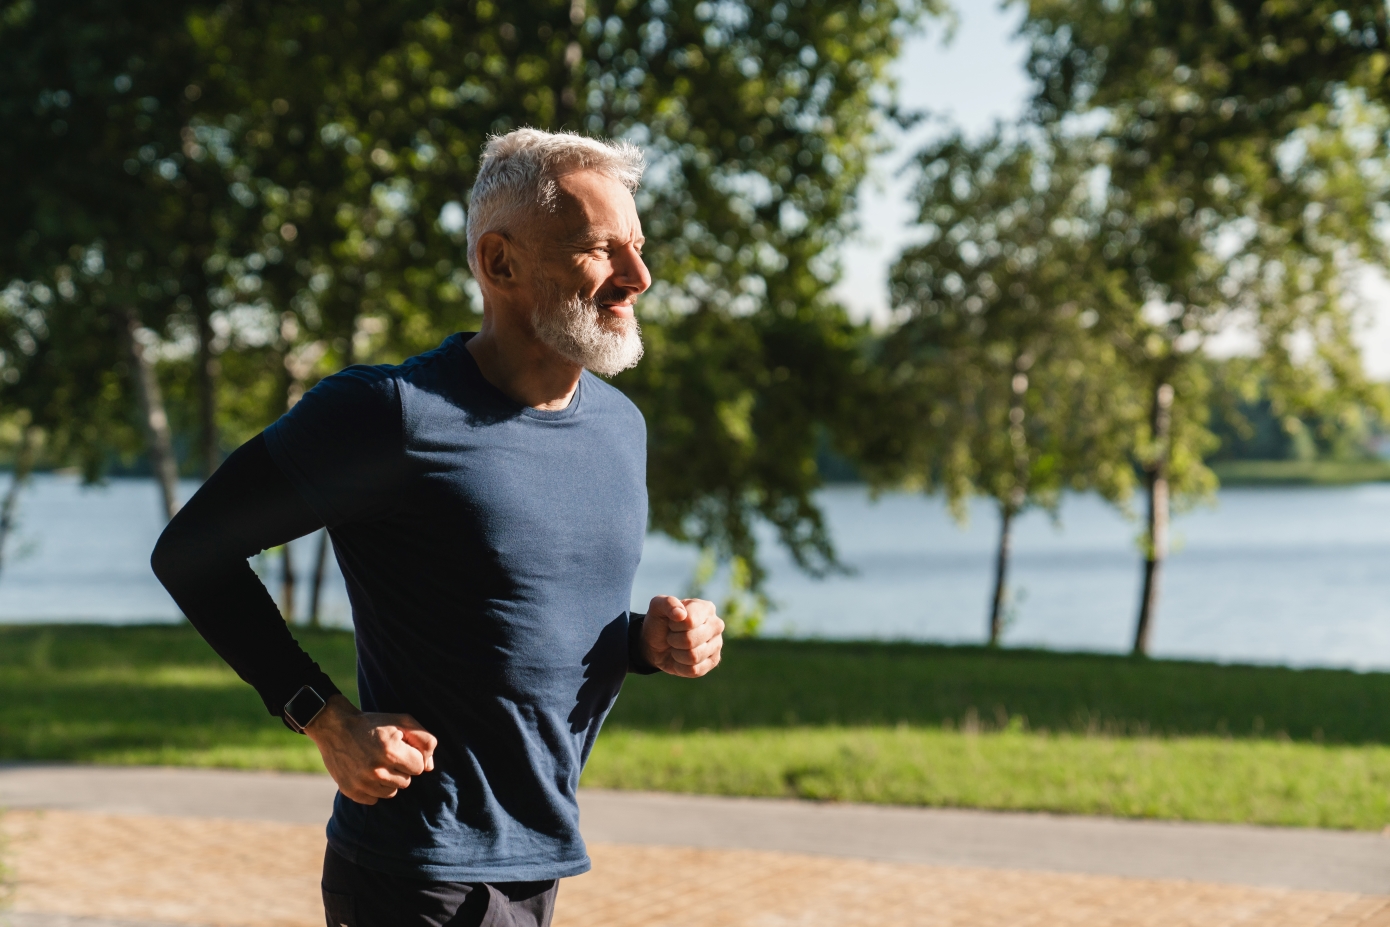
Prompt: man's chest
<box><xmin>405</xmin><ymin>421</ymin><xmax>647</xmax><ymax>589</ymax></box>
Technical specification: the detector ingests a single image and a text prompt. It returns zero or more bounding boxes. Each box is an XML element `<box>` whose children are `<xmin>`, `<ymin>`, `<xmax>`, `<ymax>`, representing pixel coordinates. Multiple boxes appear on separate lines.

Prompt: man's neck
<box><xmin>465</xmin><ymin>318</ymin><xmax>584</xmax><ymax>412</ymax></box>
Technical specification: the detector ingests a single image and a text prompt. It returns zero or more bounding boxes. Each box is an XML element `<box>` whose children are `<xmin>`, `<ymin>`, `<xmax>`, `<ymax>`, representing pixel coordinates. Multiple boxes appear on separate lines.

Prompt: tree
<box><xmin>867</xmin><ymin>130</ymin><xmax>1142</xmax><ymax>644</ymax></box>
<box><xmin>1020</xmin><ymin>0</ymin><xmax>1390</xmax><ymax>652</ymax></box>
<box><xmin>1</xmin><ymin>0</ymin><xmax>942</xmax><ymax>616</ymax></box>
<box><xmin>0</xmin><ymin>0</ymin><xmax>241</xmax><ymax>518</ymax></box>
<box><xmin>189</xmin><ymin>0</ymin><xmax>940</xmax><ymax>592</ymax></box>
<box><xmin>1205</xmin><ymin>354</ymin><xmax>1390</xmax><ymax>464</ymax></box>
<box><xmin>0</xmin><ymin>415</ymin><xmax>40</xmax><ymax>576</ymax></box>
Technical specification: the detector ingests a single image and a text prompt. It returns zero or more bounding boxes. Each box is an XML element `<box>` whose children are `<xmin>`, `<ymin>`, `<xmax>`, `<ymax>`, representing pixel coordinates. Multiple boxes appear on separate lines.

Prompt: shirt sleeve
<box><xmin>151</xmin><ymin>434</ymin><xmax>342</xmax><ymax>719</ymax></box>
<box><xmin>262</xmin><ymin>365</ymin><xmax>407</xmax><ymax>528</ymax></box>
<box><xmin>627</xmin><ymin>612</ymin><xmax>661</xmax><ymax>675</ymax></box>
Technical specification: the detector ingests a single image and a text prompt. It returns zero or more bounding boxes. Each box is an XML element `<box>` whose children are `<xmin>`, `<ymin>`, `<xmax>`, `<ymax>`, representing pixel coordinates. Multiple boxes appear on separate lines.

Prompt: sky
<box><xmin>833</xmin><ymin>0</ymin><xmax>1390</xmax><ymax>380</ymax></box>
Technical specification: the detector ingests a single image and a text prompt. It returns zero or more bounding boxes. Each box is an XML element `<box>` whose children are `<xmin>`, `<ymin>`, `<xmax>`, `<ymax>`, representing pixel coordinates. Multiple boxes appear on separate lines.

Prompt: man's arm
<box><xmin>151</xmin><ymin>435</ymin><xmax>436</xmax><ymax>804</ymax></box>
<box><xmin>151</xmin><ymin>434</ymin><xmax>338</xmax><ymax>712</ymax></box>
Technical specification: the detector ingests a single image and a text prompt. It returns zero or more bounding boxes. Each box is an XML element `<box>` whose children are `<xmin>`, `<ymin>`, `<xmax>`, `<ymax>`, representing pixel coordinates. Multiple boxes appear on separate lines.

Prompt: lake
<box><xmin>2</xmin><ymin>474</ymin><xmax>1388</xmax><ymax>671</ymax></box>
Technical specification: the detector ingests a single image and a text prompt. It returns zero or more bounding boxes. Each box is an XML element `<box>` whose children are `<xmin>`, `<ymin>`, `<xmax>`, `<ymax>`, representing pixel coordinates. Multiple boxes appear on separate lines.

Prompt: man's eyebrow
<box><xmin>571</xmin><ymin>229</ymin><xmax>646</xmax><ymax>247</ymax></box>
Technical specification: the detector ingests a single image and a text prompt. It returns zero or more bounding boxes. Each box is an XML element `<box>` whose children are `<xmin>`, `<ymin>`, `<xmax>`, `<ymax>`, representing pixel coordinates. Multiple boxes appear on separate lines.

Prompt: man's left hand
<box><xmin>641</xmin><ymin>596</ymin><xmax>724</xmax><ymax>677</ymax></box>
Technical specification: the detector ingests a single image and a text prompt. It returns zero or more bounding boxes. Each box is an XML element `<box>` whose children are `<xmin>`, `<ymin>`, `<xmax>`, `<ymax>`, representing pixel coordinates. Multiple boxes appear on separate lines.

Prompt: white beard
<box><xmin>531</xmin><ymin>281</ymin><xmax>644</xmax><ymax>377</ymax></box>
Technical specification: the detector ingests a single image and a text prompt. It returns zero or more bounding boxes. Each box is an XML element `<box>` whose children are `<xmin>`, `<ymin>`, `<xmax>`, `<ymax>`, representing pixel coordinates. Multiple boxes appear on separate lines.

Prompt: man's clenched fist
<box><xmin>305</xmin><ymin>694</ymin><xmax>438</xmax><ymax>805</ymax></box>
<box><xmin>640</xmin><ymin>596</ymin><xmax>725</xmax><ymax>677</ymax></box>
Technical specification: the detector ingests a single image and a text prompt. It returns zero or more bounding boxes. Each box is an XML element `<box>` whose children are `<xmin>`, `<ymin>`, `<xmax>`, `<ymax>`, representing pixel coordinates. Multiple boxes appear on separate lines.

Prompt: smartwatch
<box><xmin>283</xmin><ymin>685</ymin><xmax>328</xmax><ymax>734</ymax></box>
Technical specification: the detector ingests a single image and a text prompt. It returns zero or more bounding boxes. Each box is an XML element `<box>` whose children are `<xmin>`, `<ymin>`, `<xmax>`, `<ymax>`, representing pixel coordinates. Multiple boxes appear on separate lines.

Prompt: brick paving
<box><xmin>4</xmin><ymin>809</ymin><xmax>1390</xmax><ymax>927</ymax></box>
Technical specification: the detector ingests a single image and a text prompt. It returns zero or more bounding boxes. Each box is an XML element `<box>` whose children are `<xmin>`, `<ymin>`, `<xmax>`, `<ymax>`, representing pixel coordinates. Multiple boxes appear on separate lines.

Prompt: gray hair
<box><xmin>465</xmin><ymin>128</ymin><xmax>645</xmax><ymax>276</ymax></box>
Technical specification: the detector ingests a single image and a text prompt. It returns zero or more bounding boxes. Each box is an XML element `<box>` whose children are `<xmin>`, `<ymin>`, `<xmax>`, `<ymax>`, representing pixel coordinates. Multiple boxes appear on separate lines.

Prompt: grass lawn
<box><xmin>1210</xmin><ymin>459</ymin><xmax>1390</xmax><ymax>485</ymax></box>
<box><xmin>3</xmin><ymin>624</ymin><xmax>1388</xmax><ymax>829</ymax></box>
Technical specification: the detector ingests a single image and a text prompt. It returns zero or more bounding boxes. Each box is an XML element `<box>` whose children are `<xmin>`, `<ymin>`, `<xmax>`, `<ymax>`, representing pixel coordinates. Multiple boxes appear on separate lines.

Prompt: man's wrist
<box><xmin>281</xmin><ymin>679</ymin><xmax>345</xmax><ymax>734</ymax></box>
<box><xmin>283</xmin><ymin>685</ymin><xmax>328</xmax><ymax>733</ymax></box>
<box><xmin>627</xmin><ymin>613</ymin><xmax>660</xmax><ymax>675</ymax></box>
<box><xmin>302</xmin><ymin>694</ymin><xmax>356</xmax><ymax>740</ymax></box>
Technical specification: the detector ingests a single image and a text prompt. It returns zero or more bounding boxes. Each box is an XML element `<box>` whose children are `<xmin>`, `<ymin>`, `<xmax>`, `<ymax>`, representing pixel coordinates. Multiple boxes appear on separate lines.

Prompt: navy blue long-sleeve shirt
<box><xmin>153</xmin><ymin>332</ymin><xmax>654</xmax><ymax>882</ymax></box>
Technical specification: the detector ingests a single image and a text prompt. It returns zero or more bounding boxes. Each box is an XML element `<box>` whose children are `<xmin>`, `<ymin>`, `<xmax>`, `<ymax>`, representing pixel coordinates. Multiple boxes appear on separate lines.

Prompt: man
<box><xmin>152</xmin><ymin>128</ymin><xmax>726</xmax><ymax>927</ymax></box>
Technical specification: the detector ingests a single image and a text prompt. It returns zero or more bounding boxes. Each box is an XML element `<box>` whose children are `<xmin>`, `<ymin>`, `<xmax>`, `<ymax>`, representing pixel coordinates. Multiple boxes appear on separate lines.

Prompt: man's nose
<box><xmin>612</xmin><ymin>244</ymin><xmax>652</xmax><ymax>295</ymax></box>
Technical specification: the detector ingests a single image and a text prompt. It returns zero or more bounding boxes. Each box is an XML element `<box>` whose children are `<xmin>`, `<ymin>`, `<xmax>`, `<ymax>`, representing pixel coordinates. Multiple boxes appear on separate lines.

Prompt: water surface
<box><xmin>3</xmin><ymin>475</ymin><xmax>1387</xmax><ymax>670</ymax></box>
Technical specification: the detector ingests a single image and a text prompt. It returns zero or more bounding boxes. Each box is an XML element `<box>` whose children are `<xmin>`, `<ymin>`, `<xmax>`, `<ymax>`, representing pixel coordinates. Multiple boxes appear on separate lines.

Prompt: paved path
<box><xmin>580</xmin><ymin>790</ymin><xmax>1390</xmax><ymax>894</ymax></box>
<box><xmin>3</xmin><ymin>764</ymin><xmax>1389</xmax><ymax>926</ymax></box>
<box><xmin>3</xmin><ymin>764</ymin><xmax>1387</xmax><ymax>893</ymax></box>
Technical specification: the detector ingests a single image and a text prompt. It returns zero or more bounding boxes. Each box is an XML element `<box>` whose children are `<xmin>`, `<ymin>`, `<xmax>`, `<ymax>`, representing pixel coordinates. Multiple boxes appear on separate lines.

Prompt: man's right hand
<box><xmin>304</xmin><ymin>694</ymin><xmax>438</xmax><ymax>805</ymax></box>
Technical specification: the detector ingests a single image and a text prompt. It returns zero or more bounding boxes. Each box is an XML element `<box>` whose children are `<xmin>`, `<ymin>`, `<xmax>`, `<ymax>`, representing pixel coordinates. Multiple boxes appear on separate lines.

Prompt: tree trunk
<box><xmin>989</xmin><ymin>361</ymin><xmax>1032</xmax><ymax>646</ymax></box>
<box><xmin>121</xmin><ymin>309</ymin><xmax>180</xmax><ymax>521</ymax></box>
<box><xmin>988</xmin><ymin>503</ymin><xmax>1015</xmax><ymax>645</ymax></box>
<box><xmin>0</xmin><ymin>425</ymin><xmax>40</xmax><ymax>578</ymax></box>
<box><xmin>195</xmin><ymin>302</ymin><xmax>221</xmax><ymax>479</ymax></box>
<box><xmin>308</xmin><ymin>530</ymin><xmax>330</xmax><ymax>629</ymax></box>
<box><xmin>281</xmin><ymin>542</ymin><xmax>297</xmax><ymax>624</ymax></box>
<box><xmin>1133</xmin><ymin>382</ymin><xmax>1175</xmax><ymax>656</ymax></box>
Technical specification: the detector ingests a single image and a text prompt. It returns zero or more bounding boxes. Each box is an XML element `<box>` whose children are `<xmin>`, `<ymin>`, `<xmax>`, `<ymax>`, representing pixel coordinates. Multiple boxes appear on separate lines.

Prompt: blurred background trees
<box><xmin>0</xmin><ymin>0</ymin><xmax>938</xmax><ymax>625</ymax></box>
<box><xmin>0</xmin><ymin>0</ymin><xmax>1387</xmax><ymax>644</ymax></box>
<box><xmin>864</xmin><ymin>129</ymin><xmax>1144</xmax><ymax>645</ymax></box>
<box><xmin>1021</xmin><ymin>0</ymin><xmax>1390</xmax><ymax>651</ymax></box>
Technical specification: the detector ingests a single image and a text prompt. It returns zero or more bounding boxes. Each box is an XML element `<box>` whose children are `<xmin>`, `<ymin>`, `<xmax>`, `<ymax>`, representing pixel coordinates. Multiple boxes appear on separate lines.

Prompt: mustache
<box><xmin>590</xmin><ymin>287</ymin><xmax>636</xmax><ymax>307</ymax></box>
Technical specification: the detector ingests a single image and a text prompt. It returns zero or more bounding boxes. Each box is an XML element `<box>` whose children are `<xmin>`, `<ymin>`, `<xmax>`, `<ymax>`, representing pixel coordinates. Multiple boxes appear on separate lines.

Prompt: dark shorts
<box><xmin>321</xmin><ymin>846</ymin><xmax>558</xmax><ymax>927</ymax></box>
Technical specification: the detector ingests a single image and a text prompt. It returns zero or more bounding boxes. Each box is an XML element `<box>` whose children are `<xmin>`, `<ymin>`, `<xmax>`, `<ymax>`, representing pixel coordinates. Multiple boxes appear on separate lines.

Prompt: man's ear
<box><xmin>476</xmin><ymin>231</ymin><xmax>519</xmax><ymax>291</ymax></box>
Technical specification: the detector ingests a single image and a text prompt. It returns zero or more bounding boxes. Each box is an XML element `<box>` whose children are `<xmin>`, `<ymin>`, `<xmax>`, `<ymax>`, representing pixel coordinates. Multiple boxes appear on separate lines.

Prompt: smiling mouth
<box><xmin>597</xmin><ymin>297</ymin><xmax>637</xmax><ymax>317</ymax></box>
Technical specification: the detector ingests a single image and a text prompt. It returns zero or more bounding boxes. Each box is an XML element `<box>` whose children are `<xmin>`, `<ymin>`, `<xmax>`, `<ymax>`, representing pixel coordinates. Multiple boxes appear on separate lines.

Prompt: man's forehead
<box><xmin>550</xmin><ymin>169</ymin><xmax>642</xmax><ymax>240</ymax></box>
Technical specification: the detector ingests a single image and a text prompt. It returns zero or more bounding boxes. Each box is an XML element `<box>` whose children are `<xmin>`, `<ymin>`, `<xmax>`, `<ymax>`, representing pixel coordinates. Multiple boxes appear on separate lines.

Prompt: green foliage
<box><xmin>867</xmin><ymin>130</ymin><xmax>1144</xmax><ymax>521</ymax></box>
<box><xmin>868</xmin><ymin>0</ymin><xmax>1390</xmax><ymax>651</ymax></box>
<box><xmin>1024</xmin><ymin>0</ymin><xmax>1390</xmax><ymax>133</ymax></box>
<box><xmin>1005</xmin><ymin>0</ymin><xmax>1390</xmax><ymax>648</ymax></box>
<box><xmin>862</xmin><ymin>128</ymin><xmax>1153</xmax><ymax>641</ymax></box>
<box><xmin>1206</xmin><ymin>357</ymin><xmax>1390</xmax><ymax>463</ymax></box>
<box><xmin>0</xmin><ymin>0</ymin><xmax>939</xmax><ymax>580</ymax></box>
<box><xmin>686</xmin><ymin>548</ymin><xmax>765</xmax><ymax>637</ymax></box>
<box><xmin>0</xmin><ymin>277</ymin><xmax>145</xmax><ymax>480</ymax></box>
<box><xmin>189</xmin><ymin>0</ymin><xmax>940</xmax><ymax>576</ymax></box>
<box><xmin>1020</xmin><ymin>0</ymin><xmax>1390</xmax><ymax>483</ymax></box>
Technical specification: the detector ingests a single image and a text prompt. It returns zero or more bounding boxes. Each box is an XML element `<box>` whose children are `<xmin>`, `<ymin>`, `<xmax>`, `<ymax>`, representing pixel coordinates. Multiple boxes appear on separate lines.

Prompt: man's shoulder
<box><xmin>319</xmin><ymin>361</ymin><xmax>402</xmax><ymax>396</ymax></box>
<box><xmin>580</xmin><ymin>372</ymin><xmax>645</xmax><ymax>434</ymax></box>
<box><xmin>391</xmin><ymin>333</ymin><xmax>467</xmax><ymax>387</ymax></box>
<box><xmin>391</xmin><ymin>334</ymin><xmax>511</xmax><ymax>418</ymax></box>
<box><xmin>272</xmin><ymin>361</ymin><xmax>403</xmax><ymax>436</ymax></box>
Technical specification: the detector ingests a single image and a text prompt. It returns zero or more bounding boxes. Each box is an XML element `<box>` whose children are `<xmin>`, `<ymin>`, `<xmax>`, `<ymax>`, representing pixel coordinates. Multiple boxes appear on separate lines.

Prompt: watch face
<box><xmin>286</xmin><ymin>686</ymin><xmax>325</xmax><ymax>729</ymax></box>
